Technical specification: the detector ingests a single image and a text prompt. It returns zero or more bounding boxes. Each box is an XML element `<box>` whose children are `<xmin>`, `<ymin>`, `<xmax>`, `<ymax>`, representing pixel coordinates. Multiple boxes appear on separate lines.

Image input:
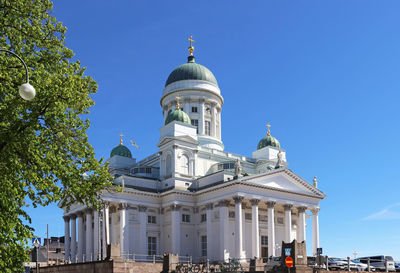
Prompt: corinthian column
<box><xmin>85</xmin><ymin>209</ymin><xmax>93</xmax><ymax>261</ymax></box>
<box><xmin>119</xmin><ymin>203</ymin><xmax>129</xmax><ymax>256</ymax></box>
<box><xmin>218</xmin><ymin>200</ymin><xmax>230</xmax><ymax>261</ymax></box>
<box><xmin>297</xmin><ymin>207</ymin><xmax>307</xmax><ymax>243</ymax></box>
<box><xmin>63</xmin><ymin>216</ymin><xmax>70</xmax><ymax>262</ymax></box>
<box><xmin>284</xmin><ymin>204</ymin><xmax>293</xmax><ymax>243</ymax></box>
<box><xmin>266</xmin><ymin>201</ymin><xmax>276</xmax><ymax>257</ymax></box>
<box><xmin>139</xmin><ymin>205</ymin><xmax>147</xmax><ymax>255</ymax></box>
<box><xmin>233</xmin><ymin>196</ymin><xmax>244</xmax><ymax>259</ymax></box>
<box><xmin>206</xmin><ymin>203</ymin><xmax>213</xmax><ymax>260</ymax></box>
<box><xmin>170</xmin><ymin>203</ymin><xmax>181</xmax><ymax>254</ymax></box>
<box><xmin>77</xmin><ymin>212</ymin><xmax>84</xmax><ymax>262</ymax></box>
<box><xmin>250</xmin><ymin>199</ymin><xmax>260</xmax><ymax>258</ymax></box>
<box><xmin>312</xmin><ymin>208</ymin><xmax>320</xmax><ymax>255</ymax></box>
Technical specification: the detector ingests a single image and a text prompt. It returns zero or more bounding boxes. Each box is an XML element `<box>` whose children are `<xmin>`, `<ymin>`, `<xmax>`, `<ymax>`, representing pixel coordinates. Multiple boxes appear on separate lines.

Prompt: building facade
<box><xmin>61</xmin><ymin>43</ymin><xmax>326</xmax><ymax>263</ymax></box>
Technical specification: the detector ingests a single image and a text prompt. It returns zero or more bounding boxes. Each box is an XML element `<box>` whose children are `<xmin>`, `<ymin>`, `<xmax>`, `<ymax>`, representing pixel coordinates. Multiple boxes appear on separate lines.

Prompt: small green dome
<box><xmin>110</xmin><ymin>144</ymin><xmax>132</xmax><ymax>158</ymax></box>
<box><xmin>165</xmin><ymin>56</ymin><xmax>218</xmax><ymax>87</ymax></box>
<box><xmin>257</xmin><ymin>134</ymin><xmax>281</xmax><ymax>150</ymax></box>
<box><xmin>165</xmin><ymin>108</ymin><xmax>191</xmax><ymax>125</ymax></box>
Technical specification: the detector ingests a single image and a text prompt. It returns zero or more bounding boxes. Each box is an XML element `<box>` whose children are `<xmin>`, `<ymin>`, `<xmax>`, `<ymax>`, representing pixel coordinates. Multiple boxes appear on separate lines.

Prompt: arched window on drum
<box><xmin>166</xmin><ymin>154</ymin><xmax>172</xmax><ymax>176</ymax></box>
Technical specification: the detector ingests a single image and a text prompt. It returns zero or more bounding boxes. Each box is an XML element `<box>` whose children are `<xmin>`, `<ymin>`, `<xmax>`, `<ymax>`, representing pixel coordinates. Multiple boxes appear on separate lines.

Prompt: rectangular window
<box><xmin>201</xmin><ymin>214</ymin><xmax>207</xmax><ymax>222</ymax></box>
<box><xmin>146</xmin><ymin>167</ymin><xmax>151</xmax><ymax>174</ymax></box>
<box><xmin>261</xmin><ymin>236</ymin><xmax>268</xmax><ymax>246</ymax></box>
<box><xmin>205</xmin><ymin>121</ymin><xmax>211</xmax><ymax>136</ymax></box>
<box><xmin>229</xmin><ymin>211</ymin><xmax>235</xmax><ymax>218</ymax></box>
<box><xmin>201</xmin><ymin>235</ymin><xmax>207</xmax><ymax>256</ymax></box>
<box><xmin>147</xmin><ymin>215</ymin><xmax>156</xmax><ymax>224</ymax></box>
<box><xmin>192</xmin><ymin>106</ymin><xmax>198</xmax><ymax>113</ymax></box>
<box><xmin>277</xmin><ymin>217</ymin><xmax>284</xmax><ymax>225</ymax></box>
<box><xmin>148</xmin><ymin>237</ymin><xmax>157</xmax><ymax>255</ymax></box>
<box><xmin>245</xmin><ymin>213</ymin><xmax>252</xmax><ymax>220</ymax></box>
<box><xmin>191</xmin><ymin>119</ymin><xmax>199</xmax><ymax>133</ymax></box>
<box><xmin>182</xmin><ymin>214</ymin><xmax>191</xmax><ymax>223</ymax></box>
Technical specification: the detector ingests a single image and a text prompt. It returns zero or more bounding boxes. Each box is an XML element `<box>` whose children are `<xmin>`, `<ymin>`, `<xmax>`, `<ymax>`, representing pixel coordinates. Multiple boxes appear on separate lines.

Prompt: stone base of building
<box><xmin>32</xmin><ymin>260</ymin><xmax>162</xmax><ymax>273</ymax></box>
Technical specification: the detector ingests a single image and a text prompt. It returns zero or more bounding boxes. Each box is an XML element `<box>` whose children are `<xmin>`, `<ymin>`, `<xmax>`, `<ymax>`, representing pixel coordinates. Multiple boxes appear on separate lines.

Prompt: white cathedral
<box><xmin>62</xmin><ymin>40</ymin><xmax>326</xmax><ymax>264</ymax></box>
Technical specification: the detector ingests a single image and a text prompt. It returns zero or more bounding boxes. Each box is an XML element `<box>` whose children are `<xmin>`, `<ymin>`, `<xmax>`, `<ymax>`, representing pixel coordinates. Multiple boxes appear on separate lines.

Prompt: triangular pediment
<box><xmin>241</xmin><ymin>168</ymin><xmax>326</xmax><ymax>198</ymax></box>
<box><xmin>157</xmin><ymin>135</ymin><xmax>198</xmax><ymax>147</ymax></box>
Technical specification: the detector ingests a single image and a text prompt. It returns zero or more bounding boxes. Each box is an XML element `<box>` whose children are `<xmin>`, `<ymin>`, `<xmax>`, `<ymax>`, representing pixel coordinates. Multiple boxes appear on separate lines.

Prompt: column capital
<box><xmin>312</xmin><ymin>208</ymin><xmax>320</xmax><ymax>214</ymax></box>
<box><xmin>119</xmin><ymin>203</ymin><xmax>128</xmax><ymax>210</ymax></box>
<box><xmin>233</xmin><ymin>196</ymin><xmax>244</xmax><ymax>204</ymax></box>
<box><xmin>266</xmin><ymin>201</ymin><xmax>276</xmax><ymax>208</ymax></box>
<box><xmin>205</xmin><ymin>203</ymin><xmax>213</xmax><ymax>210</ymax></box>
<box><xmin>170</xmin><ymin>203</ymin><xmax>181</xmax><ymax>211</ymax></box>
<box><xmin>85</xmin><ymin>208</ymin><xmax>93</xmax><ymax>214</ymax></box>
<box><xmin>138</xmin><ymin>205</ymin><xmax>147</xmax><ymax>212</ymax></box>
<box><xmin>103</xmin><ymin>201</ymin><xmax>110</xmax><ymax>209</ymax></box>
<box><xmin>63</xmin><ymin>215</ymin><xmax>70</xmax><ymax>222</ymax></box>
<box><xmin>284</xmin><ymin>204</ymin><xmax>293</xmax><ymax>211</ymax></box>
<box><xmin>76</xmin><ymin>211</ymin><xmax>84</xmax><ymax>218</ymax></box>
<box><xmin>70</xmin><ymin>214</ymin><xmax>77</xmax><ymax>220</ymax></box>
<box><xmin>218</xmin><ymin>199</ymin><xmax>230</xmax><ymax>207</ymax></box>
<box><xmin>250</xmin><ymin>199</ymin><xmax>260</xmax><ymax>206</ymax></box>
<box><xmin>298</xmin><ymin>206</ymin><xmax>308</xmax><ymax>213</ymax></box>
<box><xmin>160</xmin><ymin>208</ymin><xmax>165</xmax><ymax>215</ymax></box>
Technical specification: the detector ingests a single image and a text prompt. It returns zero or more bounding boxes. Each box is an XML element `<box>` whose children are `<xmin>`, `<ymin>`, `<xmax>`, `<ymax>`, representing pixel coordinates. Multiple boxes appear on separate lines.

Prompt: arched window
<box><xmin>166</xmin><ymin>154</ymin><xmax>172</xmax><ymax>176</ymax></box>
<box><xmin>181</xmin><ymin>155</ymin><xmax>189</xmax><ymax>175</ymax></box>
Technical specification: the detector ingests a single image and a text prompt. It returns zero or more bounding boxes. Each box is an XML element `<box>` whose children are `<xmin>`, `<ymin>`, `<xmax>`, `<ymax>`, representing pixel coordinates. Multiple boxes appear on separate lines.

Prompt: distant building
<box><xmin>61</xmin><ymin>39</ymin><xmax>326</xmax><ymax>263</ymax></box>
<box><xmin>30</xmin><ymin>236</ymin><xmax>65</xmax><ymax>265</ymax></box>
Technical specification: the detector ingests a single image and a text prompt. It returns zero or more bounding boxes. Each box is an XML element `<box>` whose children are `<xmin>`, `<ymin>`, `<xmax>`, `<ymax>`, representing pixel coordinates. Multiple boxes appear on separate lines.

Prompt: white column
<box><xmin>85</xmin><ymin>209</ymin><xmax>93</xmax><ymax>261</ymax></box>
<box><xmin>119</xmin><ymin>203</ymin><xmax>129</xmax><ymax>256</ymax></box>
<box><xmin>267</xmin><ymin>201</ymin><xmax>276</xmax><ymax>257</ymax></box>
<box><xmin>139</xmin><ymin>205</ymin><xmax>147</xmax><ymax>254</ymax></box>
<box><xmin>93</xmin><ymin>210</ymin><xmax>99</xmax><ymax>261</ymax></box>
<box><xmin>199</xmin><ymin>100</ymin><xmax>204</xmax><ymax>135</ymax></box>
<box><xmin>64</xmin><ymin>216</ymin><xmax>70</xmax><ymax>262</ymax></box>
<box><xmin>218</xmin><ymin>108</ymin><xmax>222</xmax><ymax>140</ymax></box>
<box><xmin>251</xmin><ymin>199</ymin><xmax>260</xmax><ymax>258</ymax></box>
<box><xmin>284</xmin><ymin>204</ymin><xmax>293</xmax><ymax>243</ymax></box>
<box><xmin>184</xmin><ymin>98</ymin><xmax>190</xmax><ymax>114</ymax></box>
<box><xmin>233</xmin><ymin>196</ymin><xmax>244</xmax><ymax>259</ymax></box>
<box><xmin>70</xmin><ymin>215</ymin><xmax>77</xmax><ymax>263</ymax></box>
<box><xmin>77</xmin><ymin>212</ymin><xmax>84</xmax><ymax>262</ymax></box>
<box><xmin>102</xmin><ymin>203</ymin><xmax>110</xmax><ymax>259</ymax></box>
<box><xmin>170</xmin><ymin>204</ymin><xmax>181</xmax><ymax>254</ymax></box>
<box><xmin>312</xmin><ymin>208</ymin><xmax>320</xmax><ymax>255</ymax></box>
<box><xmin>159</xmin><ymin>208</ymin><xmax>164</xmax><ymax>254</ymax></box>
<box><xmin>297</xmin><ymin>207</ymin><xmax>307</xmax><ymax>243</ymax></box>
<box><xmin>218</xmin><ymin>200</ymin><xmax>230</xmax><ymax>261</ymax></box>
<box><xmin>211</xmin><ymin>103</ymin><xmax>216</xmax><ymax>137</ymax></box>
<box><xmin>206</xmin><ymin>203</ymin><xmax>213</xmax><ymax>260</ymax></box>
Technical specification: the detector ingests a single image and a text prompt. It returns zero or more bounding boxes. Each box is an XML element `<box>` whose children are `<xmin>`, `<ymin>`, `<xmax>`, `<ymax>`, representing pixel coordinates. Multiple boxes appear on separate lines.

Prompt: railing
<box><xmin>122</xmin><ymin>253</ymin><xmax>163</xmax><ymax>263</ymax></box>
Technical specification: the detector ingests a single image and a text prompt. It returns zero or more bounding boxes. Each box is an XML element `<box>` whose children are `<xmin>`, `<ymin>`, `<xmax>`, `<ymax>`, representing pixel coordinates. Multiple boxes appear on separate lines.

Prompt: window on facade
<box><xmin>205</xmin><ymin>121</ymin><xmax>211</xmax><ymax>136</ymax></box>
<box><xmin>181</xmin><ymin>155</ymin><xmax>189</xmax><ymax>175</ymax></box>
<box><xmin>205</xmin><ymin>104</ymin><xmax>211</xmax><ymax>114</ymax></box>
<box><xmin>245</xmin><ymin>213</ymin><xmax>252</xmax><ymax>220</ymax></box>
<box><xmin>229</xmin><ymin>211</ymin><xmax>235</xmax><ymax>218</ymax></box>
<box><xmin>201</xmin><ymin>214</ymin><xmax>207</xmax><ymax>222</ymax></box>
<box><xmin>191</xmin><ymin>119</ymin><xmax>199</xmax><ymax>133</ymax></box>
<box><xmin>182</xmin><ymin>214</ymin><xmax>190</xmax><ymax>223</ymax></box>
<box><xmin>148</xmin><ymin>237</ymin><xmax>157</xmax><ymax>255</ymax></box>
<box><xmin>277</xmin><ymin>217</ymin><xmax>284</xmax><ymax>225</ymax></box>
<box><xmin>192</xmin><ymin>107</ymin><xmax>198</xmax><ymax>113</ymax></box>
<box><xmin>261</xmin><ymin>236</ymin><xmax>268</xmax><ymax>246</ymax></box>
<box><xmin>259</xmin><ymin>215</ymin><xmax>268</xmax><ymax>222</ymax></box>
<box><xmin>201</xmin><ymin>235</ymin><xmax>207</xmax><ymax>256</ymax></box>
<box><xmin>147</xmin><ymin>215</ymin><xmax>156</xmax><ymax>224</ymax></box>
<box><xmin>166</xmin><ymin>154</ymin><xmax>172</xmax><ymax>176</ymax></box>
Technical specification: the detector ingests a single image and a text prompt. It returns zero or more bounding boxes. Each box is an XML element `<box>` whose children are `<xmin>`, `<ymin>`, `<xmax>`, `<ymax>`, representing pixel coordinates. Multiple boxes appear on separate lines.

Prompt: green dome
<box><xmin>110</xmin><ymin>144</ymin><xmax>132</xmax><ymax>158</ymax></box>
<box><xmin>257</xmin><ymin>134</ymin><xmax>281</xmax><ymax>150</ymax></box>
<box><xmin>165</xmin><ymin>56</ymin><xmax>218</xmax><ymax>87</ymax></box>
<box><xmin>165</xmin><ymin>108</ymin><xmax>191</xmax><ymax>125</ymax></box>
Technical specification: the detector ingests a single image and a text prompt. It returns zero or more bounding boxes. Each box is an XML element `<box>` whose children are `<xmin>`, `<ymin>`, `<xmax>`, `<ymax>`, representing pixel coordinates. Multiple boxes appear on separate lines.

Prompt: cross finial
<box><xmin>119</xmin><ymin>133</ymin><xmax>124</xmax><ymax>145</ymax></box>
<box><xmin>266</xmin><ymin>122</ymin><xmax>271</xmax><ymax>136</ymax></box>
<box><xmin>175</xmin><ymin>96</ymin><xmax>181</xmax><ymax>110</ymax></box>
<box><xmin>187</xmin><ymin>35</ymin><xmax>195</xmax><ymax>56</ymax></box>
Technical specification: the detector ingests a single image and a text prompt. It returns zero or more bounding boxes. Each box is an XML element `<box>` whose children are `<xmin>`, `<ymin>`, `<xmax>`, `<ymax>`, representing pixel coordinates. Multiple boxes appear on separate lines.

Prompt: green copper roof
<box><xmin>110</xmin><ymin>144</ymin><xmax>132</xmax><ymax>158</ymax></box>
<box><xmin>257</xmin><ymin>134</ymin><xmax>281</xmax><ymax>150</ymax></box>
<box><xmin>165</xmin><ymin>108</ymin><xmax>191</xmax><ymax>125</ymax></box>
<box><xmin>165</xmin><ymin>56</ymin><xmax>218</xmax><ymax>87</ymax></box>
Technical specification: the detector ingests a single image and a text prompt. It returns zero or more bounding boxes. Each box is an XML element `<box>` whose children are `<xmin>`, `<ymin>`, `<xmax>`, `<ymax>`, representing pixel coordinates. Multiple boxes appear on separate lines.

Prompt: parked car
<box><xmin>328</xmin><ymin>258</ymin><xmax>348</xmax><ymax>271</ymax></box>
<box><xmin>264</xmin><ymin>256</ymin><xmax>282</xmax><ymax>271</ymax></box>
<box><xmin>358</xmin><ymin>256</ymin><xmax>396</xmax><ymax>272</ymax></box>
<box><xmin>308</xmin><ymin>256</ymin><xmax>327</xmax><ymax>269</ymax></box>
<box><xmin>394</xmin><ymin>261</ymin><xmax>399</xmax><ymax>272</ymax></box>
<box><xmin>352</xmin><ymin>259</ymin><xmax>376</xmax><ymax>272</ymax></box>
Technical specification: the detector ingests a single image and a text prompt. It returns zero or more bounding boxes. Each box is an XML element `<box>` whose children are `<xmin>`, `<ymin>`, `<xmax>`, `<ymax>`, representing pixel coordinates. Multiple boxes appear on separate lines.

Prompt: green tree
<box><xmin>0</xmin><ymin>0</ymin><xmax>113</xmax><ymax>271</ymax></box>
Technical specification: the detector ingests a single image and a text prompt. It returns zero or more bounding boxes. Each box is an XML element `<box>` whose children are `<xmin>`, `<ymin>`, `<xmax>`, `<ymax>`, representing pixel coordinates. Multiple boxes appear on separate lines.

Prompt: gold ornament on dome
<box><xmin>187</xmin><ymin>35</ymin><xmax>195</xmax><ymax>56</ymax></box>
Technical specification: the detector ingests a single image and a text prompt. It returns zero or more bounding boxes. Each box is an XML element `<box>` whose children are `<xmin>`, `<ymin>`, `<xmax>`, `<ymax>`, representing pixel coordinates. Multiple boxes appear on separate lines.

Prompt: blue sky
<box><xmin>27</xmin><ymin>0</ymin><xmax>400</xmax><ymax>259</ymax></box>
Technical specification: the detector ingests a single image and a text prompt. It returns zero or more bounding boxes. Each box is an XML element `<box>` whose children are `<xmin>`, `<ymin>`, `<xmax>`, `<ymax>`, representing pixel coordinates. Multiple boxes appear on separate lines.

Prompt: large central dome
<box><xmin>165</xmin><ymin>56</ymin><xmax>218</xmax><ymax>87</ymax></box>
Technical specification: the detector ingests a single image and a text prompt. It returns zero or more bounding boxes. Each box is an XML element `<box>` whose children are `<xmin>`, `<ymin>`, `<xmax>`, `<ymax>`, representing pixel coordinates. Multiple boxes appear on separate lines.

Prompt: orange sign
<box><xmin>285</xmin><ymin>256</ymin><xmax>294</xmax><ymax>268</ymax></box>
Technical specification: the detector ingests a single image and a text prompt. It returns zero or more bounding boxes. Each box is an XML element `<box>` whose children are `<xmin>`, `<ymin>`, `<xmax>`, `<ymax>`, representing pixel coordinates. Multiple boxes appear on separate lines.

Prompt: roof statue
<box><xmin>313</xmin><ymin>176</ymin><xmax>318</xmax><ymax>188</ymax></box>
<box><xmin>234</xmin><ymin>158</ymin><xmax>242</xmax><ymax>177</ymax></box>
<box><xmin>275</xmin><ymin>150</ymin><xmax>284</xmax><ymax>169</ymax></box>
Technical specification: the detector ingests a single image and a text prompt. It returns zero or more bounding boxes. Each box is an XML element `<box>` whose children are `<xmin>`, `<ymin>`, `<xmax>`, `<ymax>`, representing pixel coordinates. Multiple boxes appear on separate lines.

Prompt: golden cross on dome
<box><xmin>187</xmin><ymin>35</ymin><xmax>195</xmax><ymax>56</ymax></box>
<box><xmin>175</xmin><ymin>96</ymin><xmax>181</xmax><ymax>109</ymax></box>
<box><xmin>119</xmin><ymin>133</ymin><xmax>124</xmax><ymax>145</ymax></box>
<box><xmin>266</xmin><ymin>122</ymin><xmax>271</xmax><ymax>136</ymax></box>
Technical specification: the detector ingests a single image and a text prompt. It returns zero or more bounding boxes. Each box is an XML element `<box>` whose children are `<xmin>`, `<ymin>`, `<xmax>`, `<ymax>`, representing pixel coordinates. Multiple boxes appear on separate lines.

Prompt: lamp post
<box><xmin>0</xmin><ymin>49</ymin><xmax>35</xmax><ymax>100</ymax></box>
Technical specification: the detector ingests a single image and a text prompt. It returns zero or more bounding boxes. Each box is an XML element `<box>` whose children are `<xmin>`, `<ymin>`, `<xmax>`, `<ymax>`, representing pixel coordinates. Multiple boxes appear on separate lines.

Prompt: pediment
<box><xmin>157</xmin><ymin>135</ymin><xmax>198</xmax><ymax>147</ymax></box>
<box><xmin>241</xmin><ymin>168</ymin><xmax>326</xmax><ymax>198</ymax></box>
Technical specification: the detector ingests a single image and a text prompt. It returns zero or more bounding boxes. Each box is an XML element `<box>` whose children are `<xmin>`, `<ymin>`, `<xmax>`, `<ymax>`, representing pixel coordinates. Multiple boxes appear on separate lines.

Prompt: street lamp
<box><xmin>0</xmin><ymin>49</ymin><xmax>35</xmax><ymax>100</ymax></box>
